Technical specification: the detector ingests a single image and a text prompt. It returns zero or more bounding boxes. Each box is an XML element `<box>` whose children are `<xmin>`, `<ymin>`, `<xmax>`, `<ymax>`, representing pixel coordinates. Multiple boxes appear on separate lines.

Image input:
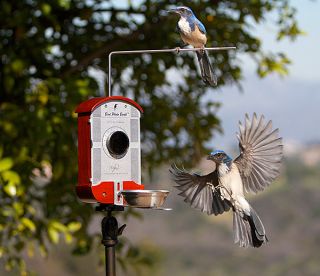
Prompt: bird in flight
<box><xmin>170</xmin><ymin>113</ymin><xmax>283</xmax><ymax>247</ymax></box>
<box><xmin>168</xmin><ymin>6</ymin><xmax>217</xmax><ymax>86</ymax></box>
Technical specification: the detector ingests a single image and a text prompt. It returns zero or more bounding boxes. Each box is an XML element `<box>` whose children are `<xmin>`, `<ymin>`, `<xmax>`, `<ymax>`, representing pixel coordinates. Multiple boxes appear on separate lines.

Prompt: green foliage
<box><xmin>257</xmin><ymin>53</ymin><xmax>291</xmax><ymax>77</ymax></box>
<box><xmin>0</xmin><ymin>0</ymin><xmax>304</xmax><ymax>274</ymax></box>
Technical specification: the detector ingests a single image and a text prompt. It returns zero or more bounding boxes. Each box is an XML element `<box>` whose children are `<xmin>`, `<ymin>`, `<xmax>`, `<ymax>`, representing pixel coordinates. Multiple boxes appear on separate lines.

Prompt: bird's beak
<box><xmin>167</xmin><ymin>8</ymin><xmax>180</xmax><ymax>15</ymax></box>
<box><xmin>207</xmin><ymin>155</ymin><xmax>213</xmax><ymax>160</ymax></box>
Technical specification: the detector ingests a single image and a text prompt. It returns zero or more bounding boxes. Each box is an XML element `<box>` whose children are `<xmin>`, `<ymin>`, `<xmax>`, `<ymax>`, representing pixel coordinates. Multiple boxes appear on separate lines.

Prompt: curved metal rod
<box><xmin>107</xmin><ymin>46</ymin><xmax>236</xmax><ymax>96</ymax></box>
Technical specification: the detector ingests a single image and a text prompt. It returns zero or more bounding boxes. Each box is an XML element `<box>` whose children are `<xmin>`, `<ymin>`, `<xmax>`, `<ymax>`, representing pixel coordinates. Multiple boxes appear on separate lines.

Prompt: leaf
<box><xmin>50</xmin><ymin>220</ymin><xmax>68</xmax><ymax>232</ymax></box>
<box><xmin>1</xmin><ymin>209</ymin><xmax>13</xmax><ymax>217</ymax></box>
<box><xmin>48</xmin><ymin>227</ymin><xmax>60</xmax><ymax>244</ymax></box>
<box><xmin>39</xmin><ymin>93</ymin><xmax>49</xmax><ymax>105</ymax></box>
<box><xmin>4</xmin><ymin>183</ymin><xmax>16</xmax><ymax>197</ymax></box>
<box><xmin>58</xmin><ymin>0</ymin><xmax>71</xmax><ymax>9</ymax></box>
<box><xmin>64</xmin><ymin>232</ymin><xmax>73</xmax><ymax>244</ymax></box>
<box><xmin>2</xmin><ymin>170</ymin><xmax>21</xmax><ymax>185</ymax></box>
<box><xmin>21</xmin><ymin>218</ymin><xmax>36</xmax><ymax>233</ymax></box>
<box><xmin>34</xmin><ymin>82</ymin><xmax>49</xmax><ymax>105</ymax></box>
<box><xmin>0</xmin><ymin>157</ymin><xmax>13</xmax><ymax>172</ymax></box>
<box><xmin>67</xmin><ymin>221</ymin><xmax>82</xmax><ymax>233</ymax></box>
<box><xmin>41</xmin><ymin>3</ymin><xmax>51</xmax><ymax>15</ymax></box>
<box><xmin>11</xmin><ymin>59</ymin><xmax>25</xmax><ymax>74</ymax></box>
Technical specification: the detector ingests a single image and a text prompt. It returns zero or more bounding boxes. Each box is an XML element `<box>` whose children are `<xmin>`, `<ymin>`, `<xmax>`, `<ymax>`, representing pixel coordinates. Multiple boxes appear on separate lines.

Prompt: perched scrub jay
<box><xmin>168</xmin><ymin>6</ymin><xmax>217</xmax><ymax>86</ymax></box>
<box><xmin>170</xmin><ymin>114</ymin><xmax>283</xmax><ymax>248</ymax></box>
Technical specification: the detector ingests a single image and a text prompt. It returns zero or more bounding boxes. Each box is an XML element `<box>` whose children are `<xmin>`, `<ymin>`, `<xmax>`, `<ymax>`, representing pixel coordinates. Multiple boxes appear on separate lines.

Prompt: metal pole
<box><xmin>105</xmin><ymin>246</ymin><xmax>116</xmax><ymax>276</ymax></box>
<box><xmin>107</xmin><ymin>46</ymin><xmax>236</xmax><ymax>96</ymax></box>
<box><xmin>99</xmin><ymin>206</ymin><xmax>126</xmax><ymax>276</ymax></box>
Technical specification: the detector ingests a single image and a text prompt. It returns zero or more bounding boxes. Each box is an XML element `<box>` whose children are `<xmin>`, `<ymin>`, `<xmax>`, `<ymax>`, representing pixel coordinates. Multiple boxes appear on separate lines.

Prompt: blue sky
<box><xmin>213</xmin><ymin>0</ymin><xmax>320</xmax><ymax>151</ymax></box>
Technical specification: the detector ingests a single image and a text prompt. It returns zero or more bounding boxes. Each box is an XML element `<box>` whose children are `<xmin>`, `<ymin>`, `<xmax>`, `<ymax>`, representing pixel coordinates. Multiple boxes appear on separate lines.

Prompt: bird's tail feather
<box><xmin>233</xmin><ymin>206</ymin><xmax>267</xmax><ymax>248</ymax></box>
<box><xmin>196</xmin><ymin>50</ymin><xmax>217</xmax><ymax>86</ymax></box>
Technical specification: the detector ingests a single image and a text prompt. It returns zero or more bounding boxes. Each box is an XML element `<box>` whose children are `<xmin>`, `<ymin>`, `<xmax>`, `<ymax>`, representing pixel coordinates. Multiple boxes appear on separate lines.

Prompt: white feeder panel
<box><xmin>90</xmin><ymin>100</ymin><xmax>141</xmax><ymax>186</ymax></box>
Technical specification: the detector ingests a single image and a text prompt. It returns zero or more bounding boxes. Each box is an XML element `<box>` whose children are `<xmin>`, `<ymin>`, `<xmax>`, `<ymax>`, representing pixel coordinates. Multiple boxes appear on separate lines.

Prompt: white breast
<box><xmin>178</xmin><ymin>17</ymin><xmax>191</xmax><ymax>34</ymax></box>
<box><xmin>218</xmin><ymin>163</ymin><xmax>250</xmax><ymax>213</ymax></box>
<box><xmin>218</xmin><ymin>163</ymin><xmax>244</xmax><ymax>199</ymax></box>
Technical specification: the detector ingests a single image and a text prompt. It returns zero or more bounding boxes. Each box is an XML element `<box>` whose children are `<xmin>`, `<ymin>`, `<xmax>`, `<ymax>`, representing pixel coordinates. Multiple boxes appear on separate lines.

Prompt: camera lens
<box><xmin>107</xmin><ymin>131</ymin><xmax>129</xmax><ymax>159</ymax></box>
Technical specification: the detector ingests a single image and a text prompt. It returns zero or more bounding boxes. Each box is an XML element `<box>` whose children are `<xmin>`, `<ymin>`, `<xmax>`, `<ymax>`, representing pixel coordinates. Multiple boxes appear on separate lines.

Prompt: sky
<box><xmin>212</xmin><ymin>0</ymin><xmax>320</xmax><ymax>151</ymax></box>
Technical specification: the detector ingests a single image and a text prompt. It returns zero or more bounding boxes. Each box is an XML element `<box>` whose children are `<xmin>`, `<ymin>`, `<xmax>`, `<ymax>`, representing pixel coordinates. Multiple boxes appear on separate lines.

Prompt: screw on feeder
<box><xmin>107</xmin><ymin>46</ymin><xmax>236</xmax><ymax>97</ymax></box>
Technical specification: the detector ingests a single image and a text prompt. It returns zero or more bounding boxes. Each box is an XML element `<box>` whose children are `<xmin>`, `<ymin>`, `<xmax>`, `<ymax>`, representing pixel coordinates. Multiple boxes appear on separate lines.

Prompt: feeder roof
<box><xmin>75</xmin><ymin>96</ymin><xmax>143</xmax><ymax>114</ymax></box>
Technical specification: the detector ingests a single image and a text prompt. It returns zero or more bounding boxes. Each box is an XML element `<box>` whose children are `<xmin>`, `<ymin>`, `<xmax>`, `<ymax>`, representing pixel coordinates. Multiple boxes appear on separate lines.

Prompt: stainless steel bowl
<box><xmin>119</xmin><ymin>190</ymin><xmax>170</xmax><ymax>208</ymax></box>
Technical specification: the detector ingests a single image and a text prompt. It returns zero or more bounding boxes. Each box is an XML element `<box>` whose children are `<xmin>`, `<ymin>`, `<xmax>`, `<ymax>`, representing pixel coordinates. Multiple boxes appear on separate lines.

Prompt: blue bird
<box><xmin>168</xmin><ymin>6</ymin><xmax>217</xmax><ymax>86</ymax></box>
<box><xmin>170</xmin><ymin>114</ymin><xmax>283</xmax><ymax>248</ymax></box>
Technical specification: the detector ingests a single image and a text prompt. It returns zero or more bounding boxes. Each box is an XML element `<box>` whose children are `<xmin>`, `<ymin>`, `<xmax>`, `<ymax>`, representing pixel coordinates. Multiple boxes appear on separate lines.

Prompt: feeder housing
<box><xmin>75</xmin><ymin>96</ymin><xmax>144</xmax><ymax>205</ymax></box>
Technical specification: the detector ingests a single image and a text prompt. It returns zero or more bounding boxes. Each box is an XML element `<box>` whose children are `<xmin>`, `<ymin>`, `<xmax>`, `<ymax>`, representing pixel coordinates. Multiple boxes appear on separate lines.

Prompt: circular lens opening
<box><xmin>106</xmin><ymin>131</ymin><xmax>129</xmax><ymax>159</ymax></box>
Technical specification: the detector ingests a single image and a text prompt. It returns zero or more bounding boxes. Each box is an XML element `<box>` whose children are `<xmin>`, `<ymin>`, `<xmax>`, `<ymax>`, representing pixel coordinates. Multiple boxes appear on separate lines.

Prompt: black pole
<box><xmin>105</xmin><ymin>246</ymin><xmax>116</xmax><ymax>276</ymax></box>
<box><xmin>98</xmin><ymin>205</ymin><xmax>126</xmax><ymax>276</ymax></box>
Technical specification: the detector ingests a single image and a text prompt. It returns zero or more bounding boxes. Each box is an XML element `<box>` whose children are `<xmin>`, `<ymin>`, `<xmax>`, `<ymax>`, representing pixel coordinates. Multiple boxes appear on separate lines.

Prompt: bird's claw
<box><xmin>175</xmin><ymin>47</ymin><xmax>181</xmax><ymax>54</ymax></box>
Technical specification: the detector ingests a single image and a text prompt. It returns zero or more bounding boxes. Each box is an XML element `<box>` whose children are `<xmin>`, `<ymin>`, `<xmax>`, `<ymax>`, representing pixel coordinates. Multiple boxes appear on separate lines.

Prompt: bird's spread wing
<box><xmin>170</xmin><ymin>164</ymin><xmax>231</xmax><ymax>215</ymax></box>
<box><xmin>234</xmin><ymin>113</ymin><xmax>283</xmax><ymax>194</ymax></box>
<box><xmin>195</xmin><ymin>19</ymin><xmax>206</xmax><ymax>34</ymax></box>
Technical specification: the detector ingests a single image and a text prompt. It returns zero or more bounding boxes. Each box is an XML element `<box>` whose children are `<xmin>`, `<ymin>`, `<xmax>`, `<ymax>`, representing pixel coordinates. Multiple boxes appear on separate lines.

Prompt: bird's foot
<box><xmin>215</xmin><ymin>184</ymin><xmax>234</xmax><ymax>199</ymax></box>
<box><xmin>208</xmin><ymin>184</ymin><xmax>224</xmax><ymax>196</ymax></box>
<box><xmin>207</xmin><ymin>183</ymin><xmax>216</xmax><ymax>192</ymax></box>
<box><xmin>200</xmin><ymin>46</ymin><xmax>205</xmax><ymax>54</ymax></box>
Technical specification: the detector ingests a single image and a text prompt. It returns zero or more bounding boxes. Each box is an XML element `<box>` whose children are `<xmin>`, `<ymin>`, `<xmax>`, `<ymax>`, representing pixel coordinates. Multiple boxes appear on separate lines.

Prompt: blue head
<box><xmin>207</xmin><ymin>150</ymin><xmax>232</xmax><ymax>167</ymax></box>
<box><xmin>168</xmin><ymin>6</ymin><xmax>195</xmax><ymax>18</ymax></box>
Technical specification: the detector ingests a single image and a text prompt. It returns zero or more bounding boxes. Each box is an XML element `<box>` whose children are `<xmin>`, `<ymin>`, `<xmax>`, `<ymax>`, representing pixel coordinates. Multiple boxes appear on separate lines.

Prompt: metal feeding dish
<box><xmin>119</xmin><ymin>190</ymin><xmax>170</xmax><ymax>209</ymax></box>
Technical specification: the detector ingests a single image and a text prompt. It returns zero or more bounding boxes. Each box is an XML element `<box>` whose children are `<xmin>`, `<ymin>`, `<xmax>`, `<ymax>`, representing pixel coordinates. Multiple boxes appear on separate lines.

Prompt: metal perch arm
<box><xmin>107</xmin><ymin>46</ymin><xmax>236</xmax><ymax>96</ymax></box>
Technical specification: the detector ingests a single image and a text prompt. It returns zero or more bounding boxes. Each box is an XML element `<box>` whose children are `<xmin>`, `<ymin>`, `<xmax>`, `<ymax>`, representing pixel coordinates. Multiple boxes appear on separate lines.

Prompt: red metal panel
<box><xmin>123</xmin><ymin>181</ymin><xmax>144</xmax><ymax>191</ymax></box>
<box><xmin>89</xmin><ymin>181</ymin><xmax>144</xmax><ymax>204</ymax></box>
<box><xmin>92</xmin><ymin>181</ymin><xmax>115</xmax><ymax>204</ymax></box>
<box><xmin>76</xmin><ymin>113</ymin><xmax>93</xmax><ymax>201</ymax></box>
<box><xmin>75</xmin><ymin>96</ymin><xmax>143</xmax><ymax>114</ymax></box>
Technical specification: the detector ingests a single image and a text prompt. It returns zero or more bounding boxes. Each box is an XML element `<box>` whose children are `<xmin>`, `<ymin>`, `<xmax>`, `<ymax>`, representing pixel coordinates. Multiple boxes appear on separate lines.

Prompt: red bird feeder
<box><xmin>75</xmin><ymin>96</ymin><xmax>145</xmax><ymax>206</ymax></box>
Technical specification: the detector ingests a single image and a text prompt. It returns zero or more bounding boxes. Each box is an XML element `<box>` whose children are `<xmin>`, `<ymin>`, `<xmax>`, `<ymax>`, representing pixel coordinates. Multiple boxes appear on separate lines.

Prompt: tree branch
<box><xmin>60</xmin><ymin>18</ymin><xmax>165</xmax><ymax>78</ymax></box>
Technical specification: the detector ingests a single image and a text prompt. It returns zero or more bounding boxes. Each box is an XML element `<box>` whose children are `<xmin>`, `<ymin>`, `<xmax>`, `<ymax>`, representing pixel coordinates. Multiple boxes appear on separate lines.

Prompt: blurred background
<box><xmin>1</xmin><ymin>0</ymin><xmax>319</xmax><ymax>275</ymax></box>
